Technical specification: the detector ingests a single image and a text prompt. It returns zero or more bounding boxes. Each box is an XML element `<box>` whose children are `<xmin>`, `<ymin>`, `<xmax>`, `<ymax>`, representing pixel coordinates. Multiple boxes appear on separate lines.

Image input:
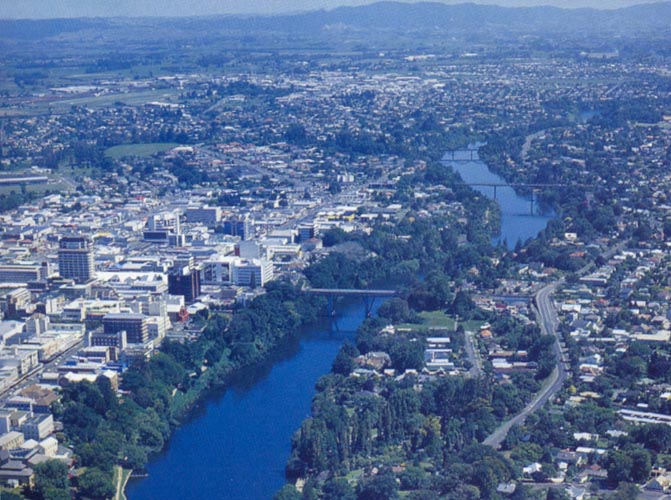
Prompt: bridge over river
<box><xmin>303</xmin><ymin>288</ymin><xmax>401</xmax><ymax>316</ymax></box>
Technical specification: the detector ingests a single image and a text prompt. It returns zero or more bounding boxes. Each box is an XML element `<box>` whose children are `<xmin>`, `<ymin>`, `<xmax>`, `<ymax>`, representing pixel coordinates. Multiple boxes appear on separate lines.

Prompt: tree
<box><xmin>42</xmin><ymin>488</ymin><xmax>71</xmax><ymax>500</ymax></box>
<box><xmin>377</xmin><ymin>298</ymin><xmax>411</xmax><ymax>323</ymax></box>
<box><xmin>0</xmin><ymin>488</ymin><xmax>27</xmax><ymax>500</ymax></box>
<box><xmin>322</xmin><ymin>478</ymin><xmax>356</xmax><ymax>500</ymax></box>
<box><xmin>322</xmin><ymin>227</ymin><xmax>349</xmax><ymax>247</ymax></box>
<box><xmin>606</xmin><ymin>450</ymin><xmax>634</xmax><ymax>484</ymax></box>
<box><xmin>77</xmin><ymin>468</ymin><xmax>115</xmax><ymax>499</ymax></box>
<box><xmin>399</xmin><ymin>466</ymin><xmax>428</xmax><ymax>490</ymax></box>
<box><xmin>633</xmin><ymin>423</ymin><xmax>671</xmax><ymax>453</ymax></box>
<box><xmin>389</xmin><ymin>340</ymin><xmax>425</xmax><ymax>371</ymax></box>
<box><xmin>332</xmin><ymin>348</ymin><xmax>356</xmax><ymax>376</ymax></box>
<box><xmin>546</xmin><ymin>488</ymin><xmax>570</xmax><ymax>500</ymax></box>
<box><xmin>273</xmin><ymin>484</ymin><xmax>302</xmax><ymax>500</ymax></box>
<box><xmin>450</xmin><ymin>291</ymin><xmax>475</xmax><ymax>319</ymax></box>
<box><xmin>612</xmin><ymin>483</ymin><xmax>640</xmax><ymax>500</ymax></box>
<box><xmin>629</xmin><ymin>447</ymin><xmax>651</xmax><ymax>483</ymax></box>
<box><xmin>356</xmin><ymin>472</ymin><xmax>399</xmax><ymax>500</ymax></box>
<box><xmin>121</xmin><ymin>444</ymin><xmax>148</xmax><ymax>471</ymax></box>
<box><xmin>33</xmin><ymin>460</ymin><xmax>69</xmax><ymax>499</ymax></box>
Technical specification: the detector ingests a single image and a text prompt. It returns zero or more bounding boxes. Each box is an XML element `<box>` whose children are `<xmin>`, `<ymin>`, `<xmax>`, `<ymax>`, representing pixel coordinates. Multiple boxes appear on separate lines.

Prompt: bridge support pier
<box><xmin>327</xmin><ymin>296</ymin><xmax>335</xmax><ymax>316</ymax></box>
<box><xmin>530</xmin><ymin>189</ymin><xmax>539</xmax><ymax>215</ymax></box>
<box><xmin>363</xmin><ymin>297</ymin><xmax>376</xmax><ymax>317</ymax></box>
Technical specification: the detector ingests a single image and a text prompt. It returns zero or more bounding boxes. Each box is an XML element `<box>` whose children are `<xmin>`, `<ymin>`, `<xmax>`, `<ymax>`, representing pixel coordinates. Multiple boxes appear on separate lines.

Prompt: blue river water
<box><xmin>126</xmin><ymin>301</ymin><xmax>371</xmax><ymax>500</ymax></box>
<box><xmin>128</xmin><ymin>152</ymin><xmax>554</xmax><ymax>500</ymax></box>
<box><xmin>444</xmin><ymin>149</ymin><xmax>555</xmax><ymax>248</ymax></box>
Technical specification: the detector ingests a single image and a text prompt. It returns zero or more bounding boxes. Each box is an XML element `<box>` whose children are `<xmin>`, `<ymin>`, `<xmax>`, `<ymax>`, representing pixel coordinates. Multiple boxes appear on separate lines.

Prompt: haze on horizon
<box><xmin>0</xmin><ymin>0</ymin><xmax>668</xmax><ymax>19</ymax></box>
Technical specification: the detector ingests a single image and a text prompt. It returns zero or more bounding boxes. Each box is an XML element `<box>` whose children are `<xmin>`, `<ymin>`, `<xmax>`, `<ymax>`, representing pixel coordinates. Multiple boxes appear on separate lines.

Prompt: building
<box><xmin>24</xmin><ymin>314</ymin><xmax>49</xmax><ymax>337</ymax></box>
<box><xmin>223</xmin><ymin>215</ymin><xmax>252</xmax><ymax>240</ymax></box>
<box><xmin>0</xmin><ymin>288</ymin><xmax>34</xmax><ymax>319</ymax></box>
<box><xmin>20</xmin><ymin>414</ymin><xmax>53</xmax><ymax>441</ymax></box>
<box><xmin>0</xmin><ymin>432</ymin><xmax>24</xmax><ymax>451</ymax></box>
<box><xmin>0</xmin><ymin>349</ymin><xmax>39</xmax><ymax>376</ymax></box>
<box><xmin>15</xmin><ymin>386</ymin><xmax>59</xmax><ymax>414</ymax></box>
<box><xmin>202</xmin><ymin>256</ymin><xmax>236</xmax><ymax>285</ymax></box>
<box><xmin>168</xmin><ymin>272</ymin><xmax>201</xmax><ymax>303</ymax></box>
<box><xmin>298</xmin><ymin>224</ymin><xmax>316</xmax><ymax>243</ymax></box>
<box><xmin>102</xmin><ymin>313</ymin><xmax>148</xmax><ymax>344</ymax></box>
<box><xmin>147</xmin><ymin>211</ymin><xmax>181</xmax><ymax>233</ymax></box>
<box><xmin>168</xmin><ymin>258</ymin><xmax>201</xmax><ymax>303</ymax></box>
<box><xmin>231</xmin><ymin>259</ymin><xmax>274</xmax><ymax>288</ymax></box>
<box><xmin>144</xmin><ymin>211</ymin><xmax>183</xmax><ymax>245</ymax></box>
<box><xmin>185</xmin><ymin>206</ymin><xmax>221</xmax><ymax>225</ymax></box>
<box><xmin>58</xmin><ymin>236</ymin><xmax>94</xmax><ymax>283</ymax></box>
<box><xmin>0</xmin><ymin>264</ymin><xmax>46</xmax><ymax>284</ymax></box>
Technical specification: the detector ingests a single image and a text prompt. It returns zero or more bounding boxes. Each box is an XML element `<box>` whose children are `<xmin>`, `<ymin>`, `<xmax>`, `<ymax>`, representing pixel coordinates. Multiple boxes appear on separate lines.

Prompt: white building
<box><xmin>231</xmin><ymin>259</ymin><xmax>274</xmax><ymax>287</ymax></box>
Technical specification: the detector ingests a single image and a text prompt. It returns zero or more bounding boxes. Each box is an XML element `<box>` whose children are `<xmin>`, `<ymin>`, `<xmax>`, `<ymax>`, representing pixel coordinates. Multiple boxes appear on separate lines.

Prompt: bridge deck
<box><xmin>305</xmin><ymin>288</ymin><xmax>399</xmax><ymax>297</ymax></box>
<box><xmin>465</xmin><ymin>182</ymin><xmax>590</xmax><ymax>188</ymax></box>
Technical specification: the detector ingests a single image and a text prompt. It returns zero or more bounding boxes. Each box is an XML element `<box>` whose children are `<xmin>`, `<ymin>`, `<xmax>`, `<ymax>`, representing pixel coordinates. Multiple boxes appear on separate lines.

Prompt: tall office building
<box><xmin>222</xmin><ymin>214</ymin><xmax>252</xmax><ymax>240</ymax></box>
<box><xmin>58</xmin><ymin>236</ymin><xmax>94</xmax><ymax>283</ymax></box>
<box><xmin>102</xmin><ymin>313</ymin><xmax>148</xmax><ymax>344</ymax></box>
<box><xmin>185</xmin><ymin>206</ymin><xmax>221</xmax><ymax>225</ymax></box>
<box><xmin>168</xmin><ymin>257</ymin><xmax>201</xmax><ymax>303</ymax></box>
<box><xmin>231</xmin><ymin>259</ymin><xmax>274</xmax><ymax>288</ymax></box>
<box><xmin>144</xmin><ymin>211</ymin><xmax>184</xmax><ymax>246</ymax></box>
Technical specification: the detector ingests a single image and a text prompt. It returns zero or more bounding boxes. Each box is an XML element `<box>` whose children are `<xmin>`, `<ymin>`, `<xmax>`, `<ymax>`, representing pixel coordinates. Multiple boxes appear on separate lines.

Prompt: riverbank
<box><xmin>125</xmin><ymin>301</ymin><xmax>370</xmax><ymax>500</ymax></box>
<box><xmin>114</xmin><ymin>466</ymin><xmax>131</xmax><ymax>500</ymax></box>
<box><xmin>445</xmin><ymin>147</ymin><xmax>555</xmax><ymax>248</ymax></box>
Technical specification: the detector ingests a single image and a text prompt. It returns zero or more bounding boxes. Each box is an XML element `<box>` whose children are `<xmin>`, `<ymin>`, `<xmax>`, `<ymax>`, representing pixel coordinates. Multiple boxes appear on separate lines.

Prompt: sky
<box><xmin>0</xmin><ymin>0</ymin><xmax>667</xmax><ymax>19</ymax></box>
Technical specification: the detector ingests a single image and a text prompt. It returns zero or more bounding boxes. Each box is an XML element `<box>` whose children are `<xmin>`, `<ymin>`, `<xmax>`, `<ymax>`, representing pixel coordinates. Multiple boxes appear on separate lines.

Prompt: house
<box><xmin>647</xmin><ymin>474</ymin><xmax>671</xmax><ymax>492</ymax></box>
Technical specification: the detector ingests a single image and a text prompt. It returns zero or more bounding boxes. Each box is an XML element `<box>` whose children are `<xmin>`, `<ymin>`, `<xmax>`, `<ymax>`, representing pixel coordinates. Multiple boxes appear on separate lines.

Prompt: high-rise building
<box><xmin>222</xmin><ymin>214</ymin><xmax>252</xmax><ymax>240</ymax></box>
<box><xmin>144</xmin><ymin>211</ymin><xmax>183</xmax><ymax>245</ymax></box>
<box><xmin>58</xmin><ymin>236</ymin><xmax>94</xmax><ymax>283</ymax></box>
<box><xmin>298</xmin><ymin>224</ymin><xmax>316</xmax><ymax>243</ymax></box>
<box><xmin>185</xmin><ymin>206</ymin><xmax>221</xmax><ymax>225</ymax></box>
<box><xmin>231</xmin><ymin>259</ymin><xmax>274</xmax><ymax>288</ymax></box>
<box><xmin>102</xmin><ymin>313</ymin><xmax>148</xmax><ymax>344</ymax></box>
<box><xmin>168</xmin><ymin>257</ymin><xmax>201</xmax><ymax>303</ymax></box>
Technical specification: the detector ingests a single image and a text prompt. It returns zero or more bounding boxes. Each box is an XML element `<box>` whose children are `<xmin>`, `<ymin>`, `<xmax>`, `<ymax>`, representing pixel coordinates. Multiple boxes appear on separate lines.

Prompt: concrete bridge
<box><xmin>303</xmin><ymin>288</ymin><xmax>401</xmax><ymax>316</ymax></box>
<box><xmin>444</xmin><ymin>150</ymin><xmax>479</xmax><ymax>162</ymax></box>
<box><xmin>462</xmin><ymin>182</ymin><xmax>591</xmax><ymax>214</ymax></box>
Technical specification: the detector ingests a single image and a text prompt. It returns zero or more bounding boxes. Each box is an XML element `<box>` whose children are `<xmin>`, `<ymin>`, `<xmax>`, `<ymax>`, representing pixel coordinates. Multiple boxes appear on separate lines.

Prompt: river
<box><xmin>127</xmin><ymin>148</ymin><xmax>553</xmax><ymax>499</ymax></box>
<box><xmin>443</xmin><ymin>147</ymin><xmax>555</xmax><ymax>248</ymax></box>
<box><xmin>126</xmin><ymin>301</ymin><xmax>371</xmax><ymax>500</ymax></box>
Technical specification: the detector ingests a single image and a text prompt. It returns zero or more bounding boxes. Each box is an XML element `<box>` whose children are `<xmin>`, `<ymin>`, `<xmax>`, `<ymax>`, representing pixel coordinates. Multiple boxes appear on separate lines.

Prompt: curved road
<box><xmin>483</xmin><ymin>282</ymin><xmax>568</xmax><ymax>448</ymax></box>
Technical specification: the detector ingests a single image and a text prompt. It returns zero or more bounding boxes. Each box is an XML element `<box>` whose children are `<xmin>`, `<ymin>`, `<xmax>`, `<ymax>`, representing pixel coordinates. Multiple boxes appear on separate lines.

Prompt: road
<box><xmin>483</xmin><ymin>283</ymin><xmax>568</xmax><ymax>448</ymax></box>
<box><xmin>463</xmin><ymin>330</ymin><xmax>483</xmax><ymax>378</ymax></box>
<box><xmin>483</xmin><ymin>240</ymin><xmax>628</xmax><ymax>448</ymax></box>
<box><xmin>0</xmin><ymin>339</ymin><xmax>85</xmax><ymax>400</ymax></box>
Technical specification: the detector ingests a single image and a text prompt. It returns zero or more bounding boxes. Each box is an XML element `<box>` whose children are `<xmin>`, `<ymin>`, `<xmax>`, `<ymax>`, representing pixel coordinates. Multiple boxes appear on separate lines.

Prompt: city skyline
<box><xmin>0</xmin><ymin>0</ymin><xmax>668</xmax><ymax>19</ymax></box>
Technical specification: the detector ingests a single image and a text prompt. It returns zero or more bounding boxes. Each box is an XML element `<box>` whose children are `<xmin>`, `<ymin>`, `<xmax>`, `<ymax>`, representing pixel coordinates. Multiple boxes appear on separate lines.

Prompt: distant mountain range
<box><xmin>1</xmin><ymin>1</ymin><xmax>671</xmax><ymax>41</ymax></box>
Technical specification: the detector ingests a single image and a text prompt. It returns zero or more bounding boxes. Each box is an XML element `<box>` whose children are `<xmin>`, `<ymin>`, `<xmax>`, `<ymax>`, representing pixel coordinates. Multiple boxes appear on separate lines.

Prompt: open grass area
<box><xmin>3</xmin><ymin>87</ymin><xmax>182</xmax><ymax>117</ymax></box>
<box><xmin>0</xmin><ymin>176</ymin><xmax>71</xmax><ymax>197</ymax></box>
<box><xmin>396</xmin><ymin>310</ymin><xmax>483</xmax><ymax>333</ymax></box>
<box><xmin>105</xmin><ymin>142</ymin><xmax>180</xmax><ymax>159</ymax></box>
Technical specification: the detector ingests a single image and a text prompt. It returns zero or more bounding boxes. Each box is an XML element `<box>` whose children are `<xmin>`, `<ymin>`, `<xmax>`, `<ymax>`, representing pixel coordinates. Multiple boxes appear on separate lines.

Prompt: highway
<box><xmin>483</xmin><ymin>282</ymin><xmax>568</xmax><ymax>448</ymax></box>
<box><xmin>483</xmin><ymin>240</ymin><xmax>628</xmax><ymax>448</ymax></box>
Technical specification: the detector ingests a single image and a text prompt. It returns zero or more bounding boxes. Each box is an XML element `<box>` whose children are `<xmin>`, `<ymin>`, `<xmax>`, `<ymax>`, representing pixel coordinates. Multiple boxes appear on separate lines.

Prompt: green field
<box><xmin>397</xmin><ymin>310</ymin><xmax>483</xmax><ymax>332</ymax></box>
<box><xmin>105</xmin><ymin>143</ymin><xmax>180</xmax><ymax>159</ymax></box>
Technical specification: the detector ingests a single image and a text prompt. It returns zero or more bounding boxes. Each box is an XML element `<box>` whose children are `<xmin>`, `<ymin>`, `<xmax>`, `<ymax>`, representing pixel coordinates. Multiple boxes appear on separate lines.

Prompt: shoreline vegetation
<box><xmin>55</xmin><ymin>116</ymin><xmax>558</xmax><ymax>499</ymax></box>
<box><xmin>89</xmin><ymin>145</ymin><xmax>515</xmax><ymax>500</ymax></box>
<box><xmin>55</xmin><ymin>131</ymin><xmax>572</xmax><ymax>500</ymax></box>
<box><xmin>116</xmin><ymin>160</ymin><xmax>504</xmax><ymax>498</ymax></box>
